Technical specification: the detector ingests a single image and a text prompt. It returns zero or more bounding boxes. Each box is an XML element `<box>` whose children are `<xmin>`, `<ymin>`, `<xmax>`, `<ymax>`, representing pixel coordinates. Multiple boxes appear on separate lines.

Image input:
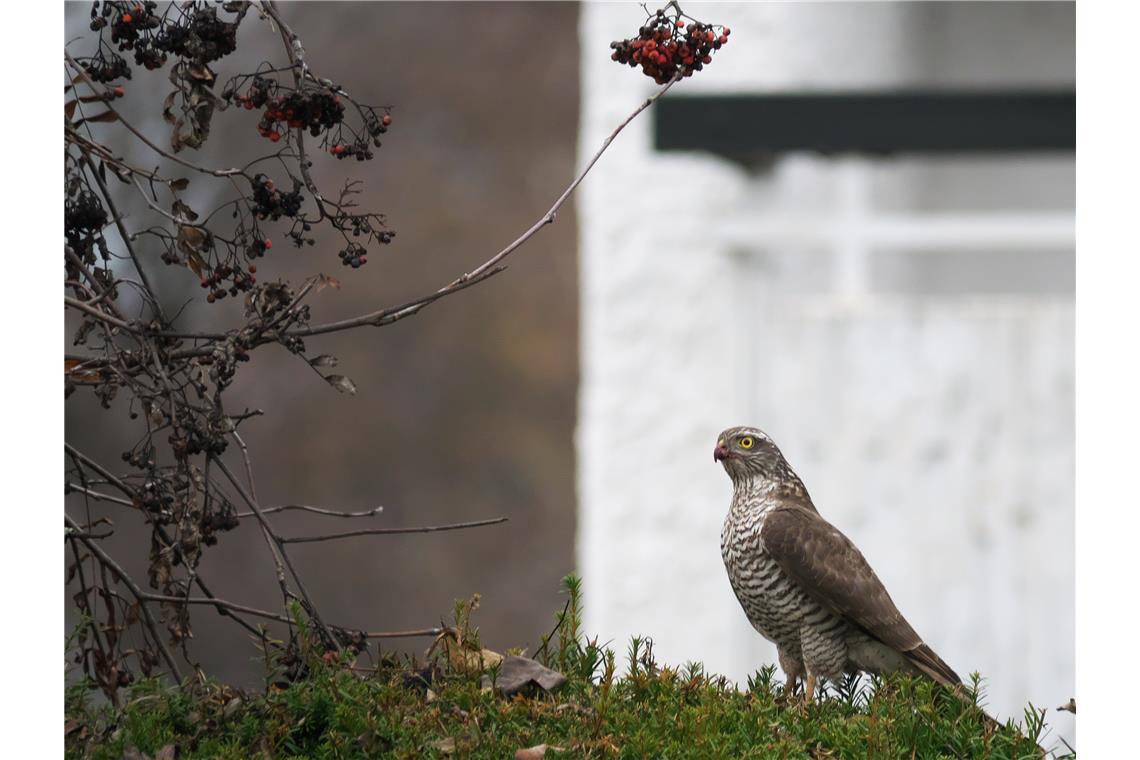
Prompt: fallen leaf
<box><xmin>515</xmin><ymin>745</ymin><xmax>565</xmax><ymax>759</ymax></box>
<box><xmin>154</xmin><ymin>745</ymin><xmax>178</xmax><ymax>760</ymax></box>
<box><xmin>309</xmin><ymin>354</ymin><xmax>339</xmax><ymax>368</ymax></box>
<box><xmin>492</xmin><ymin>656</ymin><xmax>568</xmax><ymax>697</ymax></box>
<box><xmin>431</xmin><ymin>737</ymin><xmax>456</xmax><ymax>755</ymax></box>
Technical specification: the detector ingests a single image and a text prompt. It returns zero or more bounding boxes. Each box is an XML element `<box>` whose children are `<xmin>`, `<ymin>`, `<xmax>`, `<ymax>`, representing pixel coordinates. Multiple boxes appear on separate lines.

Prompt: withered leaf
<box><xmin>315</xmin><ymin>273</ymin><xmax>341</xmax><ymax>291</ymax></box>
<box><xmin>431</xmin><ymin>737</ymin><xmax>456</xmax><ymax>755</ymax></box>
<box><xmin>177</xmin><ymin>224</ymin><xmax>207</xmax><ymax>251</ymax></box>
<box><xmin>170</xmin><ymin>177</ymin><xmax>190</xmax><ymax>191</ymax></box>
<box><xmin>162</xmin><ymin>91</ymin><xmax>178</xmax><ymax>126</ymax></box>
<box><xmin>76</xmin><ymin>110</ymin><xmax>120</xmax><ymax>126</ymax></box>
<box><xmin>491</xmin><ymin>656</ymin><xmax>568</xmax><ymax>697</ymax></box>
<box><xmin>65</xmin><ymin>99</ymin><xmax>78</xmax><ymax>122</ymax></box>
<box><xmin>325</xmin><ymin>375</ymin><xmax>357</xmax><ymax>395</ymax></box>
<box><xmin>187</xmin><ymin>62</ymin><xmax>215</xmax><ymax>83</ymax></box>
<box><xmin>172</xmin><ymin>199</ymin><xmax>199</xmax><ymax>222</ymax></box>
<box><xmin>515</xmin><ymin>745</ymin><xmax>565</xmax><ymax>760</ymax></box>
<box><xmin>308</xmin><ymin>355</ymin><xmax>338</xmax><ymax>368</ymax></box>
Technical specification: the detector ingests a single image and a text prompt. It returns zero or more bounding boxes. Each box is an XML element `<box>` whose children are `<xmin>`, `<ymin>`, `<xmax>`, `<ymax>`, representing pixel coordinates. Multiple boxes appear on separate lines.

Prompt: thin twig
<box><xmin>287</xmin><ymin>75</ymin><xmax>682</xmax><ymax>337</ymax></box>
<box><xmin>211</xmin><ymin>456</ymin><xmax>340</xmax><ymax>648</ymax></box>
<box><xmin>236</xmin><ymin>504</ymin><xmax>384</xmax><ymax>519</ymax></box>
<box><xmin>65</xmin><ymin>515</ymin><xmax>185</xmax><ymax>682</ymax></box>
<box><xmin>281</xmin><ymin>516</ymin><xmax>508</xmax><ymax>544</ymax></box>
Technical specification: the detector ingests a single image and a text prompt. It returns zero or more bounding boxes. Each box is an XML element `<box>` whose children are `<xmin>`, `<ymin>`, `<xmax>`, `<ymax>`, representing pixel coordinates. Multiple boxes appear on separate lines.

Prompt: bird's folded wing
<box><xmin>760</xmin><ymin>505</ymin><xmax>960</xmax><ymax>685</ymax></box>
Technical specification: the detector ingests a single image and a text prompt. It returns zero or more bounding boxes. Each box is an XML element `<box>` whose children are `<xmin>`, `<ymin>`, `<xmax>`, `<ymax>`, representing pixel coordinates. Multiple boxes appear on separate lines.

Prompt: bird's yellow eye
<box><xmin>739</xmin><ymin>436</ymin><xmax>754</xmax><ymax>449</ymax></box>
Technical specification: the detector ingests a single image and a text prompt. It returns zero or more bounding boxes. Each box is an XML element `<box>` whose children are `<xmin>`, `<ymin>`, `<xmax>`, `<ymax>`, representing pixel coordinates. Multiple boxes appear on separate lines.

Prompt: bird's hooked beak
<box><xmin>713</xmin><ymin>440</ymin><xmax>730</xmax><ymax>462</ymax></box>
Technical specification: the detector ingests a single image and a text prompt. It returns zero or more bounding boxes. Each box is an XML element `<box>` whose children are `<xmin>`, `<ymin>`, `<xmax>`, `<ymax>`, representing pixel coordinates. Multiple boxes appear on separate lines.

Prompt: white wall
<box><xmin>577</xmin><ymin>1</ymin><xmax>1073</xmax><ymax>749</ymax></box>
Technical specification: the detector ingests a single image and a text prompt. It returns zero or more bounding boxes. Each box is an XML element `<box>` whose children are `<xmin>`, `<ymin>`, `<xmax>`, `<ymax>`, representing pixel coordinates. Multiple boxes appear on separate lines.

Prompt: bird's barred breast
<box><xmin>721</xmin><ymin>505</ymin><xmax>849</xmax><ymax>657</ymax></box>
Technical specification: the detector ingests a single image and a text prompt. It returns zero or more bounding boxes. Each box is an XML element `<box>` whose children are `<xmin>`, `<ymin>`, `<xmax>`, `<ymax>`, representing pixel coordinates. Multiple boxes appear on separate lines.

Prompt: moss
<box><xmin>65</xmin><ymin>580</ymin><xmax>1067</xmax><ymax>759</ymax></box>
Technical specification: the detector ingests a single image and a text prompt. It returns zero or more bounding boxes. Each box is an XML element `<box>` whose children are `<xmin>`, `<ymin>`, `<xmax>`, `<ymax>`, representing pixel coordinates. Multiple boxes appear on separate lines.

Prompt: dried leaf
<box><xmin>491</xmin><ymin>656</ymin><xmax>567</xmax><ymax>697</ymax></box>
<box><xmin>76</xmin><ymin>110</ymin><xmax>120</xmax><ymax>126</ymax></box>
<box><xmin>187</xmin><ymin>63</ymin><xmax>215</xmax><ymax>83</ymax></box>
<box><xmin>65</xmin><ymin>99</ymin><xmax>78</xmax><ymax>122</ymax></box>
<box><xmin>177</xmin><ymin>225</ymin><xmax>210</xmax><ymax>274</ymax></box>
<box><xmin>516</xmin><ymin>745</ymin><xmax>565</xmax><ymax>759</ymax></box>
<box><xmin>308</xmin><ymin>355</ymin><xmax>338</xmax><ymax>368</ymax></box>
<box><xmin>65</xmin><ymin>358</ymin><xmax>102</xmax><ymax>384</ymax></box>
<box><xmin>315</xmin><ymin>273</ymin><xmax>341</xmax><ymax>291</ymax></box>
<box><xmin>162</xmin><ymin>91</ymin><xmax>178</xmax><ymax>125</ymax></box>
<box><xmin>172</xmin><ymin>199</ymin><xmax>199</xmax><ymax>222</ymax></box>
<box><xmin>154</xmin><ymin>744</ymin><xmax>178</xmax><ymax>760</ymax></box>
<box><xmin>431</xmin><ymin>737</ymin><xmax>456</xmax><ymax>755</ymax></box>
<box><xmin>170</xmin><ymin>177</ymin><xmax>190</xmax><ymax>191</ymax></box>
<box><xmin>177</xmin><ymin>225</ymin><xmax>207</xmax><ymax>252</ymax></box>
<box><xmin>325</xmin><ymin>375</ymin><xmax>357</xmax><ymax>395</ymax></box>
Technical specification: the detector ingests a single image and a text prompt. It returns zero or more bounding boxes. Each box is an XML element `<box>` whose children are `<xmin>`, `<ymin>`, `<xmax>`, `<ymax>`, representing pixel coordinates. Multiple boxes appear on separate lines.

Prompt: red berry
<box><xmin>263</xmin><ymin>239</ymin><xmax>273</xmax><ymax>250</ymax></box>
<box><xmin>269</xmin><ymin>132</ymin><xmax>281</xmax><ymax>142</ymax></box>
<box><xmin>676</xmin><ymin>19</ymin><xmax>685</xmax><ymax>28</ymax></box>
<box><xmin>248</xmin><ymin>264</ymin><xmax>257</xmax><ymax>273</ymax></box>
<box><xmin>113</xmin><ymin>86</ymin><xmax>124</xmax><ymax>98</ymax></box>
<box><xmin>723</xmin><ymin>27</ymin><xmax>731</xmax><ymax>36</ymax></box>
<box><xmin>122</xmin><ymin>13</ymin><xmax>133</xmax><ymax>23</ymax></box>
<box><xmin>381</xmin><ymin>114</ymin><xmax>392</xmax><ymax>127</ymax></box>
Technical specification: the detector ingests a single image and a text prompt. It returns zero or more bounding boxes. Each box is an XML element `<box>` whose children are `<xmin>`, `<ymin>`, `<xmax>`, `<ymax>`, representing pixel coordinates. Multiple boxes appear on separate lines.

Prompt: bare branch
<box><xmin>65</xmin><ymin>514</ymin><xmax>185</xmax><ymax>682</ymax></box>
<box><xmin>280</xmin><ymin>516</ymin><xmax>509</xmax><ymax>544</ymax></box>
<box><xmin>288</xmin><ymin>75</ymin><xmax>681</xmax><ymax>337</ymax></box>
<box><xmin>236</xmin><ymin>504</ymin><xmax>384</xmax><ymax>519</ymax></box>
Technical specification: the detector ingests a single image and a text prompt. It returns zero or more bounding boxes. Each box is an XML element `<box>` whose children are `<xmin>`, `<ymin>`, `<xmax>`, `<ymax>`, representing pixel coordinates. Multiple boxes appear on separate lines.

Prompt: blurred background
<box><xmin>65</xmin><ymin>0</ymin><xmax>1074</xmax><ymax>749</ymax></box>
<box><xmin>65</xmin><ymin>0</ymin><xmax>580</xmax><ymax>679</ymax></box>
<box><xmin>578</xmin><ymin>0</ymin><xmax>1073</xmax><ymax>748</ymax></box>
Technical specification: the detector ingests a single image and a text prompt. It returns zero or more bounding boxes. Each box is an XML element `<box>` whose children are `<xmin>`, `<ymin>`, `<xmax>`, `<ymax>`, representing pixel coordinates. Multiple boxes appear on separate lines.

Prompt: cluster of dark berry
<box><xmin>250</xmin><ymin>175</ymin><xmax>304</xmax><ymax>220</ymax></box>
<box><xmin>66</xmin><ymin>190</ymin><xmax>110</xmax><ymax>262</ymax></box>
<box><xmin>87</xmin><ymin>2</ymin><xmax>242</xmax><ymax>78</ymax></box>
<box><xmin>229</xmin><ymin>84</ymin><xmax>346</xmax><ymax>143</ymax></box>
<box><xmin>199</xmin><ymin>263</ymin><xmax>256</xmax><ymax>303</ymax></box>
<box><xmin>152</xmin><ymin>4</ymin><xmax>238</xmax><ymax>65</ymax></box>
<box><xmin>338</xmin><ymin>242</ymin><xmax>369</xmax><ymax>269</ymax></box>
<box><xmin>91</xmin><ymin>2</ymin><xmax>165</xmax><ymax>70</ymax></box>
<box><xmin>82</xmin><ymin>50</ymin><xmax>133</xmax><ymax>83</ymax></box>
<box><xmin>610</xmin><ymin>8</ymin><xmax>730</xmax><ymax>83</ymax></box>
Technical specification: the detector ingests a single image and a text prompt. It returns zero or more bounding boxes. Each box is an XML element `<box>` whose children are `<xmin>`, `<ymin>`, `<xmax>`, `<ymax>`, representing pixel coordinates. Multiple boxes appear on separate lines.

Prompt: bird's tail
<box><xmin>904</xmin><ymin>644</ymin><xmax>1049</xmax><ymax>757</ymax></box>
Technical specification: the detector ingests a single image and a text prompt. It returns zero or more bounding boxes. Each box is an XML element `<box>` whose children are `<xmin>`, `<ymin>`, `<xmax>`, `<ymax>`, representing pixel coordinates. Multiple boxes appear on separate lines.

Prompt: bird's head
<box><xmin>713</xmin><ymin>426</ymin><xmax>790</xmax><ymax>483</ymax></box>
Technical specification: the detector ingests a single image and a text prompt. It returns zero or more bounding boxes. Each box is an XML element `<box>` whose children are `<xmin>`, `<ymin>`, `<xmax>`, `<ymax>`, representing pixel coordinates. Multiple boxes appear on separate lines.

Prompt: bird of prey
<box><xmin>714</xmin><ymin>425</ymin><xmax>962</xmax><ymax>703</ymax></box>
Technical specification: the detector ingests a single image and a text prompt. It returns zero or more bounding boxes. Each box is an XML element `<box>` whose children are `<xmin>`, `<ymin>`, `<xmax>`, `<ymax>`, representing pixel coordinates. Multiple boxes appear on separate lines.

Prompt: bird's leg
<box><xmin>803</xmin><ymin>672</ymin><xmax>817</xmax><ymax>705</ymax></box>
<box><xmin>783</xmin><ymin>672</ymin><xmax>798</xmax><ymax>699</ymax></box>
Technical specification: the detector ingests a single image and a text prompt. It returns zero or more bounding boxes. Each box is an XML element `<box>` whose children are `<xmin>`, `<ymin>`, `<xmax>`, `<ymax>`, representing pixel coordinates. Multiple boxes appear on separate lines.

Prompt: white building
<box><xmin>576</xmin><ymin>1</ymin><xmax>1074</xmax><ymax>749</ymax></box>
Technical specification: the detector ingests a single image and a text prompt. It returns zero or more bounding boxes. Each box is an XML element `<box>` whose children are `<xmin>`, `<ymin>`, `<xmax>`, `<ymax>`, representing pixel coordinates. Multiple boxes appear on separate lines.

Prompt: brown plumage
<box><xmin>715</xmin><ymin>425</ymin><xmax>1043</xmax><ymax>753</ymax></box>
<box><xmin>715</xmin><ymin>425</ymin><xmax>961</xmax><ymax>698</ymax></box>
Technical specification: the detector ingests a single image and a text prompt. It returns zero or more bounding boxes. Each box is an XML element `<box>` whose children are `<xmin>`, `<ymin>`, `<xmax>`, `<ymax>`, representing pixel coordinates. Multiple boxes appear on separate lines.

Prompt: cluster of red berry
<box><xmin>610</xmin><ymin>8</ymin><xmax>730</xmax><ymax>84</ymax></box>
<box><xmin>199</xmin><ymin>263</ymin><xmax>256</xmax><ymax>303</ymax></box>
<box><xmin>228</xmin><ymin>79</ymin><xmax>346</xmax><ymax>143</ymax></box>
<box><xmin>329</xmin><ymin>113</ymin><xmax>390</xmax><ymax>160</ymax></box>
